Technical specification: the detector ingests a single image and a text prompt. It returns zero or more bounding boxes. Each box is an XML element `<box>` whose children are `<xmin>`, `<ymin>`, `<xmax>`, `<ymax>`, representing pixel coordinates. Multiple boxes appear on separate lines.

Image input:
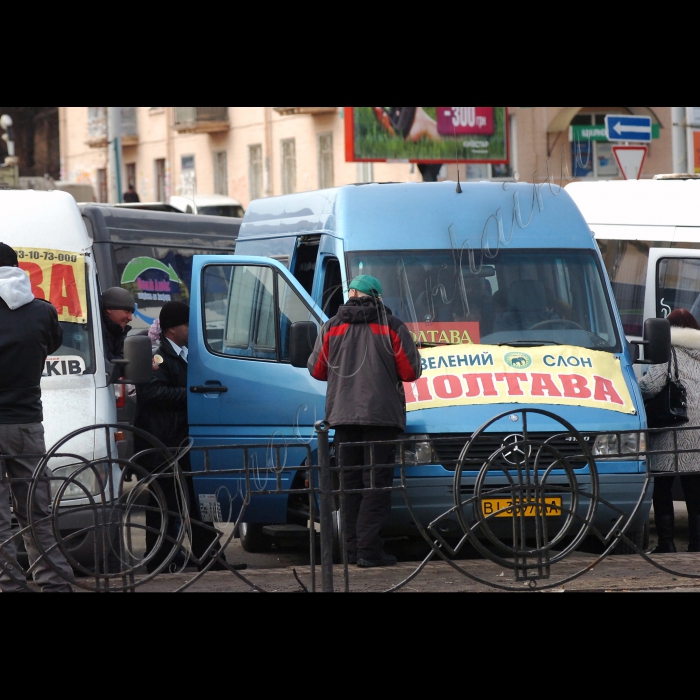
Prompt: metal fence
<box><xmin>3</xmin><ymin>411</ymin><xmax>700</xmax><ymax>592</ymax></box>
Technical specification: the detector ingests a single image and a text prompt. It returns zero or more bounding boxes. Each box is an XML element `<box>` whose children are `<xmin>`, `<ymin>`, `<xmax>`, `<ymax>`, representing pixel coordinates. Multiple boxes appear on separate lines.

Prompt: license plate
<box><xmin>480</xmin><ymin>497</ymin><xmax>563</xmax><ymax>518</ymax></box>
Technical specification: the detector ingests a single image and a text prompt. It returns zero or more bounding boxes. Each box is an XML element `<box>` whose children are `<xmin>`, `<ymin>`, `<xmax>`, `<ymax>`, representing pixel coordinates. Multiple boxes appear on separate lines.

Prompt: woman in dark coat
<box><xmin>639</xmin><ymin>309</ymin><xmax>700</xmax><ymax>553</ymax></box>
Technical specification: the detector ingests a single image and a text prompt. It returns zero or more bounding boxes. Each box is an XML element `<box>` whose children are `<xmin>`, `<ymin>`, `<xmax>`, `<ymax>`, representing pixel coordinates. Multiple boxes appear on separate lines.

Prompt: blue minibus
<box><xmin>186</xmin><ymin>181</ymin><xmax>668</xmax><ymax>554</ymax></box>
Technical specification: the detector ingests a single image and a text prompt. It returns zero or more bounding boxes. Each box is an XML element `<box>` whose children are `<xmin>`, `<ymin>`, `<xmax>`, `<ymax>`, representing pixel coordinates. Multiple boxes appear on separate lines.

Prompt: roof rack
<box><xmin>653</xmin><ymin>173</ymin><xmax>700</xmax><ymax>180</ymax></box>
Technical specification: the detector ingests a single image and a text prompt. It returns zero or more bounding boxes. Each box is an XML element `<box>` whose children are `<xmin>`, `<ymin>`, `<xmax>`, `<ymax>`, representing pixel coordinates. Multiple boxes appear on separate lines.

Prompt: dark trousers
<box><xmin>334</xmin><ymin>425</ymin><xmax>400</xmax><ymax>561</ymax></box>
<box><xmin>144</xmin><ymin>454</ymin><xmax>219</xmax><ymax>571</ymax></box>
<box><xmin>653</xmin><ymin>473</ymin><xmax>700</xmax><ymax>518</ymax></box>
<box><xmin>0</xmin><ymin>423</ymin><xmax>74</xmax><ymax>592</ymax></box>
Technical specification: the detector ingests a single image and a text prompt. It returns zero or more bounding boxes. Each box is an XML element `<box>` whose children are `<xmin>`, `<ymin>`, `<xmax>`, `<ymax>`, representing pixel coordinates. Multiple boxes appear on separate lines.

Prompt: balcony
<box><xmin>86</xmin><ymin>107</ymin><xmax>138</xmax><ymax>147</ymax></box>
<box><xmin>174</xmin><ymin>107</ymin><xmax>229</xmax><ymax>133</ymax></box>
<box><xmin>121</xmin><ymin>107</ymin><xmax>138</xmax><ymax>146</ymax></box>
<box><xmin>273</xmin><ymin>107</ymin><xmax>337</xmax><ymax>116</ymax></box>
<box><xmin>86</xmin><ymin>107</ymin><xmax>107</xmax><ymax>147</ymax></box>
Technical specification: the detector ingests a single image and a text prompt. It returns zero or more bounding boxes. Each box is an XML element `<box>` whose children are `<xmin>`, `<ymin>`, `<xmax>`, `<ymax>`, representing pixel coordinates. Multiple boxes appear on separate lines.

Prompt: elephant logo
<box><xmin>504</xmin><ymin>352</ymin><xmax>532</xmax><ymax>369</ymax></box>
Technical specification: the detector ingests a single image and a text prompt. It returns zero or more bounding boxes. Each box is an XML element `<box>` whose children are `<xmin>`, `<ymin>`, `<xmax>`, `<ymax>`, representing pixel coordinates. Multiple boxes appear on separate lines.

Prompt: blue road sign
<box><xmin>605</xmin><ymin>115</ymin><xmax>652</xmax><ymax>143</ymax></box>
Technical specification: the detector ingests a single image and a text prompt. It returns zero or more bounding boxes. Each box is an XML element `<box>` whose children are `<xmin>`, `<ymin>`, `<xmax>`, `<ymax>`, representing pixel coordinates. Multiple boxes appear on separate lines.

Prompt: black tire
<box><xmin>238</xmin><ymin>522</ymin><xmax>273</xmax><ymax>553</ymax></box>
<box><xmin>611</xmin><ymin>519</ymin><xmax>649</xmax><ymax>555</ymax></box>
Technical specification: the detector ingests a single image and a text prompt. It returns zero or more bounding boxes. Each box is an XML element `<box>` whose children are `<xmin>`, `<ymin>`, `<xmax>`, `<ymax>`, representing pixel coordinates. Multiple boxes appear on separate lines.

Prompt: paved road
<box><xmin>59</xmin><ymin>503</ymin><xmax>700</xmax><ymax>592</ymax></box>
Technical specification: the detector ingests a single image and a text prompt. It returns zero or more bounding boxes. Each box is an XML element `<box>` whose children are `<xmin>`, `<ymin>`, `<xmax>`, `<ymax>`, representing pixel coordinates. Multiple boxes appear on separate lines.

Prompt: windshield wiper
<box><xmin>498</xmin><ymin>340</ymin><xmax>563</xmax><ymax>347</ymax></box>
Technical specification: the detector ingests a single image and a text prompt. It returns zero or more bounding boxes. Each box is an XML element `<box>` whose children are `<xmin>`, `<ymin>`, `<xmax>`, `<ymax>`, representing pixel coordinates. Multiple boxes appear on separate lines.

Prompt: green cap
<box><xmin>349</xmin><ymin>274</ymin><xmax>383</xmax><ymax>299</ymax></box>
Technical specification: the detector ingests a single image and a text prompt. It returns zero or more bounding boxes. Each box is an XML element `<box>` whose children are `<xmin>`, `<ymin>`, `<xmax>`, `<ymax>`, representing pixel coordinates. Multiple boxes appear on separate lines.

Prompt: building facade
<box><xmin>58</xmin><ymin>107</ymin><xmax>675</xmax><ymax>205</ymax></box>
<box><xmin>1</xmin><ymin>106</ymin><xmax>60</xmax><ymax>179</ymax></box>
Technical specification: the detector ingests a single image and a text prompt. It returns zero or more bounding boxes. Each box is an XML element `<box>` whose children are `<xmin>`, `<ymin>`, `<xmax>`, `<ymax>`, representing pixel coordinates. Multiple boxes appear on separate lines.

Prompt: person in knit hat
<box><xmin>134</xmin><ymin>301</ymin><xmax>243</xmax><ymax>573</ymax></box>
<box><xmin>308</xmin><ymin>274</ymin><xmax>422</xmax><ymax>568</ymax></box>
<box><xmin>0</xmin><ymin>242</ymin><xmax>75</xmax><ymax>591</ymax></box>
<box><xmin>100</xmin><ymin>286</ymin><xmax>135</xmax><ymax>363</ymax></box>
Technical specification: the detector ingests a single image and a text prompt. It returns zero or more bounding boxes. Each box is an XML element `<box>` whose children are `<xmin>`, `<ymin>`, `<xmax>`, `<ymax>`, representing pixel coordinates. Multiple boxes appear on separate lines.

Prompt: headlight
<box><xmin>593</xmin><ymin>432</ymin><xmax>645</xmax><ymax>458</ymax></box>
<box><xmin>50</xmin><ymin>464</ymin><xmax>107</xmax><ymax>500</ymax></box>
<box><xmin>396</xmin><ymin>435</ymin><xmax>434</xmax><ymax>465</ymax></box>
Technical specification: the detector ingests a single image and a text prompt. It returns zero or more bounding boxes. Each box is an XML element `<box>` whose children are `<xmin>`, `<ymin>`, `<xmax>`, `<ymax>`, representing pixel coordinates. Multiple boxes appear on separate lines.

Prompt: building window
<box><xmin>570</xmin><ymin>113</ymin><xmax>620</xmax><ymax>179</ymax></box>
<box><xmin>155</xmin><ymin>159</ymin><xmax>166</xmax><ymax>201</ymax></box>
<box><xmin>213</xmin><ymin>151</ymin><xmax>228</xmax><ymax>196</ymax></box>
<box><xmin>125</xmin><ymin>163</ymin><xmax>136</xmax><ymax>190</ymax></box>
<box><xmin>248</xmin><ymin>144</ymin><xmax>263</xmax><ymax>201</ymax></box>
<box><xmin>180</xmin><ymin>154</ymin><xmax>196</xmax><ymax>197</ymax></box>
<box><xmin>87</xmin><ymin>107</ymin><xmax>107</xmax><ymax>144</ymax></box>
<box><xmin>281</xmin><ymin>138</ymin><xmax>296</xmax><ymax>195</ymax></box>
<box><xmin>96</xmin><ymin>168</ymin><xmax>108</xmax><ymax>203</ymax></box>
<box><xmin>317</xmin><ymin>132</ymin><xmax>334</xmax><ymax>189</ymax></box>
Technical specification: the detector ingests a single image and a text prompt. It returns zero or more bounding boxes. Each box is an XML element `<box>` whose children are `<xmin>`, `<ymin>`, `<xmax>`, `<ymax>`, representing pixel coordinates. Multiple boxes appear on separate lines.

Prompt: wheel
<box><xmin>238</xmin><ymin>522</ymin><xmax>273</xmax><ymax>553</ymax></box>
<box><xmin>611</xmin><ymin>519</ymin><xmax>649</xmax><ymax>555</ymax></box>
<box><xmin>529</xmin><ymin>319</ymin><xmax>583</xmax><ymax>331</ymax></box>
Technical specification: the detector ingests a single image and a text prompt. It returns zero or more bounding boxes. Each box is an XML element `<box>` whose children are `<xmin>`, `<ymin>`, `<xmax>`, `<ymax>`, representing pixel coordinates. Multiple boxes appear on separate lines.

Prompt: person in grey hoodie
<box><xmin>0</xmin><ymin>242</ymin><xmax>75</xmax><ymax>592</ymax></box>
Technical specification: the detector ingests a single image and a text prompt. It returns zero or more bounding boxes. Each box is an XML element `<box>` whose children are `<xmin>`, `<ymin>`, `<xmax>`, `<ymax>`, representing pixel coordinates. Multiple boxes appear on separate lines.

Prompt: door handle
<box><xmin>190</xmin><ymin>385</ymin><xmax>228</xmax><ymax>394</ymax></box>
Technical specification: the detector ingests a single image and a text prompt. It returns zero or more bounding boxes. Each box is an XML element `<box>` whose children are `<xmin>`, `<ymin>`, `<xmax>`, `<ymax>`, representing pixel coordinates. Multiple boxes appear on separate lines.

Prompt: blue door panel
<box><xmin>188</xmin><ymin>255</ymin><xmax>327</xmax><ymax>522</ymax></box>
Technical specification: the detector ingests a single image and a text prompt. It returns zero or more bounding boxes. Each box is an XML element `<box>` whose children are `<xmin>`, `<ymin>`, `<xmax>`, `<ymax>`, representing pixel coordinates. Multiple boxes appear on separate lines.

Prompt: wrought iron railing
<box><xmin>3</xmin><ymin>414</ymin><xmax>700</xmax><ymax>592</ymax></box>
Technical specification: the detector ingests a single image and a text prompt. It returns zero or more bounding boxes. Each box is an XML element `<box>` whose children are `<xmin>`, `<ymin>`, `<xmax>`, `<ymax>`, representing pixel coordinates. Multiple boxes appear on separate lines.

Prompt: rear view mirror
<box><xmin>289</xmin><ymin>321</ymin><xmax>318</xmax><ymax>368</ymax></box>
<box><xmin>643</xmin><ymin>318</ymin><xmax>671</xmax><ymax>365</ymax></box>
<box><xmin>122</xmin><ymin>335</ymin><xmax>154</xmax><ymax>384</ymax></box>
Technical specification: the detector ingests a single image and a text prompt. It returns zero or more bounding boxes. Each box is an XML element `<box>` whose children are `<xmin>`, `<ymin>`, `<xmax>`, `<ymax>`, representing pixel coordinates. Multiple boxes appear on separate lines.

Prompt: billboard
<box><xmin>345</xmin><ymin>107</ymin><xmax>509</xmax><ymax>164</ymax></box>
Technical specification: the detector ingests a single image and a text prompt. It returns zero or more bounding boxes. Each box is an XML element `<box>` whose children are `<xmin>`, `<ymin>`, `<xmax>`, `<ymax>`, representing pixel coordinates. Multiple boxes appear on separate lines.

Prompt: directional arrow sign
<box><xmin>612</xmin><ymin>145</ymin><xmax>647</xmax><ymax>180</ymax></box>
<box><xmin>605</xmin><ymin>115</ymin><xmax>652</xmax><ymax>143</ymax></box>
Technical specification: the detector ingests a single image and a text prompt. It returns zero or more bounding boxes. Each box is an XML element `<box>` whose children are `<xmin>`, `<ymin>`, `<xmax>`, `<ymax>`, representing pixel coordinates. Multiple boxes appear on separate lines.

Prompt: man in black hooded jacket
<box><xmin>308</xmin><ymin>275</ymin><xmax>421</xmax><ymax>567</ymax></box>
<box><xmin>0</xmin><ymin>242</ymin><xmax>75</xmax><ymax>592</ymax></box>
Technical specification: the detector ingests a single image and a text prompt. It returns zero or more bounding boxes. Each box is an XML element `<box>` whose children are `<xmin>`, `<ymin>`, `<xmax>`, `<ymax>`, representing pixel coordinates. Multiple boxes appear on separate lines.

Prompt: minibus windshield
<box><xmin>347</xmin><ymin>249</ymin><xmax>620</xmax><ymax>351</ymax></box>
<box><xmin>54</xmin><ymin>320</ymin><xmax>94</xmax><ymax>373</ymax></box>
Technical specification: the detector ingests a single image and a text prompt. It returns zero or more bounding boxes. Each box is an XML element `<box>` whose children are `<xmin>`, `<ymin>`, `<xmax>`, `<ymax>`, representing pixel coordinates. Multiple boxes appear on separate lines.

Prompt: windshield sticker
<box><xmin>42</xmin><ymin>355</ymin><xmax>86</xmax><ymax>377</ymax></box>
<box><xmin>17</xmin><ymin>248</ymin><xmax>87</xmax><ymax>323</ymax></box>
<box><xmin>406</xmin><ymin>322</ymin><xmax>480</xmax><ymax>347</ymax></box>
<box><xmin>404</xmin><ymin>344</ymin><xmax>635</xmax><ymax>415</ymax></box>
<box><xmin>120</xmin><ymin>256</ymin><xmax>186</xmax><ymax>325</ymax></box>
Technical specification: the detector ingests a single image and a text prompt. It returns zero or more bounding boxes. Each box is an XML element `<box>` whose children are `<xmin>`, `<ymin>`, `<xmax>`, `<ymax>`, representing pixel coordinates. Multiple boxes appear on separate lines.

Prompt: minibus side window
<box><xmin>202</xmin><ymin>264</ymin><xmax>319</xmax><ymax>362</ymax></box>
<box><xmin>291</xmin><ymin>236</ymin><xmax>320</xmax><ymax>296</ymax></box>
<box><xmin>114</xmin><ymin>243</ymin><xmax>215</xmax><ymax>331</ymax></box>
<box><xmin>321</xmin><ymin>257</ymin><xmax>344</xmax><ymax>318</ymax></box>
<box><xmin>278</xmin><ymin>276</ymin><xmax>320</xmax><ymax>361</ymax></box>
<box><xmin>658</xmin><ymin>258</ymin><xmax>700</xmax><ymax>322</ymax></box>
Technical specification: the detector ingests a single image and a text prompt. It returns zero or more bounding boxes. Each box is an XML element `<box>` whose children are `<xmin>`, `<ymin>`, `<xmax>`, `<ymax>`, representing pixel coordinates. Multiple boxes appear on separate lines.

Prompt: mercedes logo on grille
<box><xmin>501</xmin><ymin>434</ymin><xmax>531</xmax><ymax>466</ymax></box>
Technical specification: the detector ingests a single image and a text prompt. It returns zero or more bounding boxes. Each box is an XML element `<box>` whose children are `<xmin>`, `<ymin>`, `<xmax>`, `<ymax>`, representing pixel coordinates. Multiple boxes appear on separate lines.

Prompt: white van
<box><xmin>1</xmin><ymin>190</ymin><xmax>120</xmax><ymax>566</ymax></box>
<box><xmin>567</xmin><ymin>176</ymin><xmax>700</xmax><ymax>504</ymax></box>
<box><xmin>566</xmin><ymin>177</ymin><xmax>700</xmax><ymax>356</ymax></box>
<box><xmin>169</xmin><ymin>194</ymin><xmax>245</xmax><ymax>218</ymax></box>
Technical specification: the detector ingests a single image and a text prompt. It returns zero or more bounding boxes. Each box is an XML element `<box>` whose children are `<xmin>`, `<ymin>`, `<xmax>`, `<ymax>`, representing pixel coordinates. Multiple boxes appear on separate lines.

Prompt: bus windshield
<box><xmin>53</xmin><ymin>320</ymin><xmax>95</xmax><ymax>374</ymax></box>
<box><xmin>347</xmin><ymin>249</ymin><xmax>620</xmax><ymax>352</ymax></box>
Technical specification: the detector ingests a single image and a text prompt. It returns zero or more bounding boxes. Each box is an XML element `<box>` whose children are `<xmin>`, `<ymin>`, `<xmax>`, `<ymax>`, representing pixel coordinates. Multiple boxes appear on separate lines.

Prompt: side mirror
<box><xmin>289</xmin><ymin>321</ymin><xmax>318</xmax><ymax>369</ymax></box>
<box><xmin>643</xmin><ymin>318</ymin><xmax>671</xmax><ymax>364</ymax></box>
<box><xmin>121</xmin><ymin>335</ymin><xmax>153</xmax><ymax>384</ymax></box>
<box><xmin>627</xmin><ymin>337</ymin><xmax>639</xmax><ymax>364</ymax></box>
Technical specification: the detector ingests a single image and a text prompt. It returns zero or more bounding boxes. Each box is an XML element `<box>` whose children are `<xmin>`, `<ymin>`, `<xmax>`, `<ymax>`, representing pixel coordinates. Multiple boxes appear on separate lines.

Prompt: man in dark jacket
<box><xmin>100</xmin><ymin>287</ymin><xmax>135</xmax><ymax>362</ymax></box>
<box><xmin>135</xmin><ymin>301</ymin><xmax>240</xmax><ymax>573</ymax></box>
<box><xmin>123</xmin><ymin>184</ymin><xmax>140</xmax><ymax>203</ymax></box>
<box><xmin>0</xmin><ymin>242</ymin><xmax>75</xmax><ymax>592</ymax></box>
<box><xmin>308</xmin><ymin>275</ymin><xmax>422</xmax><ymax>567</ymax></box>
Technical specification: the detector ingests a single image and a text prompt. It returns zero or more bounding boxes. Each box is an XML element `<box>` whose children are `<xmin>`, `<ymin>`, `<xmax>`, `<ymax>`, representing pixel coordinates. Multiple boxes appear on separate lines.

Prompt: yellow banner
<box><xmin>16</xmin><ymin>248</ymin><xmax>88</xmax><ymax>323</ymax></box>
<box><xmin>404</xmin><ymin>344</ymin><xmax>635</xmax><ymax>414</ymax></box>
